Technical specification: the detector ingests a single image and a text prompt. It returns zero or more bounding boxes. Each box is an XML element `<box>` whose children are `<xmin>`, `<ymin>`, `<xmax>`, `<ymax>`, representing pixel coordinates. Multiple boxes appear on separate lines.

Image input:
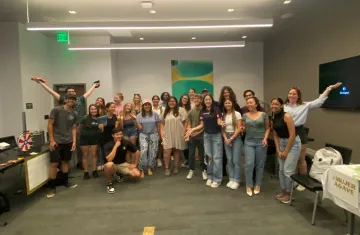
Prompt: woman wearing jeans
<box><xmin>284</xmin><ymin>82</ymin><xmax>341</xmax><ymax>191</ymax></box>
<box><xmin>222</xmin><ymin>99</ymin><xmax>243</xmax><ymax>190</ymax></box>
<box><xmin>136</xmin><ymin>99</ymin><xmax>160</xmax><ymax>178</ymax></box>
<box><xmin>242</xmin><ymin>97</ymin><xmax>270</xmax><ymax>196</ymax></box>
<box><xmin>271</xmin><ymin>98</ymin><xmax>301</xmax><ymax>204</ymax></box>
<box><xmin>187</xmin><ymin>94</ymin><xmax>224</xmax><ymax>188</ymax></box>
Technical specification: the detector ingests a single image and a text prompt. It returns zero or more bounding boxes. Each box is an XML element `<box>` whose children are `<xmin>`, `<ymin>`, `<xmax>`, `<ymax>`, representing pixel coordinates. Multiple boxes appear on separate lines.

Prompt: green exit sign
<box><xmin>57</xmin><ymin>32</ymin><xmax>68</xmax><ymax>43</ymax></box>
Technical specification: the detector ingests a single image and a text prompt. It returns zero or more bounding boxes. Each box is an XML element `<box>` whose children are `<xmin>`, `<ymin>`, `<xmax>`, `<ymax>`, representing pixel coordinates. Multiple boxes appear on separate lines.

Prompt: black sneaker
<box><xmin>84</xmin><ymin>172</ymin><xmax>90</xmax><ymax>180</ymax></box>
<box><xmin>92</xmin><ymin>170</ymin><xmax>99</xmax><ymax>178</ymax></box>
<box><xmin>63</xmin><ymin>182</ymin><xmax>78</xmax><ymax>189</ymax></box>
<box><xmin>107</xmin><ymin>183</ymin><xmax>115</xmax><ymax>194</ymax></box>
<box><xmin>76</xmin><ymin>162</ymin><xmax>83</xmax><ymax>170</ymax></box>
<box><xmin>116</xmin><ymin>173</ymin><xmax>125</xmax><ymax>183</ymax></box>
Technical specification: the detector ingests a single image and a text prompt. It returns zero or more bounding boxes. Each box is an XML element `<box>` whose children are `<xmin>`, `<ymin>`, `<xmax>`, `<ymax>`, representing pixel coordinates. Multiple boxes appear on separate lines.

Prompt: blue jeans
<box><xmin>244</xmin><ymin>137</ymin><xmax>267</xmax><ymax>188</ymax></box>
<box><xmin>278</xmin><ymin>136</ymin><xmax>301</xmax><ymax>192</ymax></box>
<box><xmin>204</xmin><ymin>132</ymin><xmax>223</xmax><ymax>184</ymax></box>
<box><xmin>224</xmin><ymin>133</ymin><xmax>242</xmax><ymax>183</ymax></box>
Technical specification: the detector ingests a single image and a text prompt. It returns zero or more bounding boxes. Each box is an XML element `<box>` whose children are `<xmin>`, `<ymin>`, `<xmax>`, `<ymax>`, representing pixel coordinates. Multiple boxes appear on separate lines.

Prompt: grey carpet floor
<box><xmin>0</xmin><ymin>167</ymin><xmax>357</xmax><ymax>235</ymax></box>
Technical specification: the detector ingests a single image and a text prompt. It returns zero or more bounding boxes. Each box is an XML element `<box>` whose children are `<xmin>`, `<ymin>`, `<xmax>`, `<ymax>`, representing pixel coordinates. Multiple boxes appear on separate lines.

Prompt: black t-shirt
<box><xmin>102</xmin><ymin>115</ymin><xmax>118</xmax><ymax>143</ymax></box>
<box><xmin>200</xmin><ymin>106</ymin><xmax>223</xmax><ymax>134</ymax></box>
<box><xmin>272</xmin><ymin>111</ymin><xmax>290</xmax><ymax>139</ymax></box>
<box><xmin>103</xmin><ymin>139</ymin><xmax>138</xmax><ymax>164</ymax></box>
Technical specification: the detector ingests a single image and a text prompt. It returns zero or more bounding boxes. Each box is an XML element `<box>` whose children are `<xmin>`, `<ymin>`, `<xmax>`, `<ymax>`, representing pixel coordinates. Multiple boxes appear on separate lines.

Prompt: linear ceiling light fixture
<box><xmin>68</xmin><ymin>41</ymin><xmax>246</xmax><ymax>51</ymax></box>
<box><xmin>26</xmin><ymin>19</ymin><xmax>273</xmax><ymax>31</ymax></box>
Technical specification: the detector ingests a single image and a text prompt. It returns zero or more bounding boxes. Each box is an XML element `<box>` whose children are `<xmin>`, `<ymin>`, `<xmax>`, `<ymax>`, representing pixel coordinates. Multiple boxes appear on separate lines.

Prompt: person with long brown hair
<box><xmin>79</xmin><ymin>104</ymin><xmax>102</xmax><ymax>179</ymax></box>
<box><xmin>222</xmin><ymin>99</ymin><xmax>243</xmax><ymax>190</ymax></box>
<box><xmin>284</xmin><ymin>82</ymin><xmax>341</xmax><ymax>191</ymax></box>
<box><xmin>218</xmin><ymin>86</ymin><xmax>241</xmax><ymax>113</ymax></box>
<box><xmin>160</xmin><ymin>96</ymin><xmax>187</xmax><ymax>176</ymax></box>
<box><xmin>186</xmin><ymin>94</ymin><xmax>224</xmax><ymax>188</ymax></box>
<box><xmin>218</xmin><ymin>86</ymin><xmax>242</xmax><ymax>177</ymax></box>
<box><xmin>95</xmin><ymin>97</ymin><xmax>106</xmax><ymax>116</ymax></box>
<box><xmin>179</xmin><ymin>94</ymin><xmax>191</xmax><ymax>168</ymax></box>
<box><xmin>271</xmin><ymin>98</ymin><xmax>301</xmax><ymax>204</ymax></box>
<box><xmin>242</xmin><ymin>97</ymin><xmax>270</xmax><ymax>196</ymax></box>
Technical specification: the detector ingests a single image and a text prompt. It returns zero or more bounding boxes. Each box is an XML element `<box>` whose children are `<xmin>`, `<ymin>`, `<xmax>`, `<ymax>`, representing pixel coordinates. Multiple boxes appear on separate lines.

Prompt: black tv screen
<box><xmin>319</xmin><ymin>55</ymin><xmax>360</xmax><ymax>110</ymax></box>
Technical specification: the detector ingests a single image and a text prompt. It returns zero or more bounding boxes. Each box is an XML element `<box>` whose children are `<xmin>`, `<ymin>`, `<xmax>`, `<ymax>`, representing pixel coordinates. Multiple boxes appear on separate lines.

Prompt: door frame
<box><xmin>52</xmin><ymin>83</ymin><xmax>87</xmax><ymax>108</ymax></box>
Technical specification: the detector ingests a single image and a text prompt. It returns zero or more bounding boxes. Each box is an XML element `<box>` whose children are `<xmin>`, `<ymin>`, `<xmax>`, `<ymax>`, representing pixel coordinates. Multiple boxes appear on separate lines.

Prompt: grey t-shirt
<box><xmin>242</xmin><ymin>112</ymin><xmax>268</xmax><ymax>139</ymax></box>
<box><xmin>136</xmin><ymin>112</ymin><xmax>159</xmax><ymax>134</ymax></box>
<box><xmin>59</xmin><ymin>95</ymin><xmax>86</xmax><ymax>121</ymax></box>
<box><xmin>49</xmin><ymin>106</ymin><xmax>78</xmax><ymax>144</ymax></box>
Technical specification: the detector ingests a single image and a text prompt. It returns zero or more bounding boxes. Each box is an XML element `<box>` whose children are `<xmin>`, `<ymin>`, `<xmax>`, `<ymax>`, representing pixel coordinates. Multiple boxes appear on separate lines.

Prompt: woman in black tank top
<box><xmin>271</xmin><ymin>98</ymin><xmax>301</xmax><ymax>204</ymax></box>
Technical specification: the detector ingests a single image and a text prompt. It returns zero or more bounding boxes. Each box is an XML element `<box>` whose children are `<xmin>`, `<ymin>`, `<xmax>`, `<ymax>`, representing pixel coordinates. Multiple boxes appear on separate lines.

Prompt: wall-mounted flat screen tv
<box><xmin>319</xmin><ymin>55</ymin><xmax>360</xmax><ymax>110</ymax></box>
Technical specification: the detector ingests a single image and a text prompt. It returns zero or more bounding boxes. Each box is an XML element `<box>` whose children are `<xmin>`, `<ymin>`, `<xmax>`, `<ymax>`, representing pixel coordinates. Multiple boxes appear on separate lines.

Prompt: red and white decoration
<box><xmin>17</xmin><ymin>131</ymin><xmax>33</xmax><ymax>152</ymax></box>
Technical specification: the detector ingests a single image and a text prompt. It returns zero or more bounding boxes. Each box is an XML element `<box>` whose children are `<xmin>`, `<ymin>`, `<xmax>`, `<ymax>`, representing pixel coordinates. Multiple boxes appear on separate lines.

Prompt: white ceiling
<box><xmin>1</xmin><ymin>0</ymin><xmax>358</xmax><ymax>43</ymax></box>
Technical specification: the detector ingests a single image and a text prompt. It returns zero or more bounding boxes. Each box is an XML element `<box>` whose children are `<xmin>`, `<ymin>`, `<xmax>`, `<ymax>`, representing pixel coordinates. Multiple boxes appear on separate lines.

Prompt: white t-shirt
<box><xmin>152</xmin><ymin>106</ymin><xmax>163</xmax><ymax>116</ymax></box>
<box><xmin>224</xmin><ymin>111</ymin><xmax>242</xmax><ymax>132</ymax></box>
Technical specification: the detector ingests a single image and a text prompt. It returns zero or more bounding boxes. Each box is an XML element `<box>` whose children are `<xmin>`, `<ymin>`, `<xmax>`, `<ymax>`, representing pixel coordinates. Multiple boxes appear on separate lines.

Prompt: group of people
<box><xmin>31</xmin><ymin>76</ymin><xmax>342</xmax><ymax>203</ymax></box>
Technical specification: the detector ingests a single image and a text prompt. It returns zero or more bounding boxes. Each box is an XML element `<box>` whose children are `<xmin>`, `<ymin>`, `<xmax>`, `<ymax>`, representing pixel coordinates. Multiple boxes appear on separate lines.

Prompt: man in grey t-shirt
<box><xmin>47</xmin><ymin>94</ymin><xmax>78</xmax><ymax>199</ymax></box>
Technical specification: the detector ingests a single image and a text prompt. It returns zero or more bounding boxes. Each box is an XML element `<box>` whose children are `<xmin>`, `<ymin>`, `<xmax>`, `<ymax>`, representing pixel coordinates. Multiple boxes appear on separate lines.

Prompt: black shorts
<box><xmin>296</xmin><ymin>126</ymin><xmax>308</xmax><ymax>145</ymax></box>
<box><xmin>50</xmin><ymin>143</ymin><xmax>73</xmax><ymax>163</ymax></box>
<box><xmin>79</xmin><ymin>136</ymin><xmax>99</xmax><ymax>146</ymax></box>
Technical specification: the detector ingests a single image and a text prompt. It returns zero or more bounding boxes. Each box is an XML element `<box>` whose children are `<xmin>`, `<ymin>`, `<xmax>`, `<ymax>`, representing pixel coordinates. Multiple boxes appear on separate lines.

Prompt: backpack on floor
<box><xmin>309</xmin><ymin>147</ymin><xmax>343</xmax><ymax>182</ymax></box>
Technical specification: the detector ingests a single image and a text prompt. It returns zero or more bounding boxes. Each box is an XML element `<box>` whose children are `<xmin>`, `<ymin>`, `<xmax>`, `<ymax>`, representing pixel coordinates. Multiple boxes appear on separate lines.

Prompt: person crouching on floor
<box><xmin>103</xmin><ymin>127</ymin><xmax>140</xmax><ymax>194</ymax></box>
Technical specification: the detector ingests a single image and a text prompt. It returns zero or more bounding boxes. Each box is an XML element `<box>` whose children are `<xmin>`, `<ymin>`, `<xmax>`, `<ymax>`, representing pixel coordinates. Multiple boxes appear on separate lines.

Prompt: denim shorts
<box><xmin>123</xmin><ymin>128</ymin><xmax>138</xmax><ymax>137</ymax></box>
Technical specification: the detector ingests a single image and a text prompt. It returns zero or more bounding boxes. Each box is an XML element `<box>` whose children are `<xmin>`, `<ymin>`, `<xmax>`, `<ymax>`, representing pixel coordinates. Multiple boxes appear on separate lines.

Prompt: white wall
<box><xmin>0</xmin><ymin>23</ymin><xmax>24</xmax><ymax>137</ymax></box>
<box><xmin>18</xmin><ymin>23</ymin><xmax>52</xmax><ymax>132</ymax></box>
<box><xmin>49</xmin><ymin>36</ymin><xmax>114</xmax><ymax>104</ymax></box>
<box><xmin>114</xmin><ymin>43</ymin><xmax>264</xmax><ymax>106</ymax></box>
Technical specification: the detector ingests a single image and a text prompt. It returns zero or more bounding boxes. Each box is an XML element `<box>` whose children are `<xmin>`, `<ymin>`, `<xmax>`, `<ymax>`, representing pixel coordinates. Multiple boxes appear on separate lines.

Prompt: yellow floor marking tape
<box><xmin>143</xmin><ymin>226</ymin><xmax>155</xmax><ymax>235</ymax></box>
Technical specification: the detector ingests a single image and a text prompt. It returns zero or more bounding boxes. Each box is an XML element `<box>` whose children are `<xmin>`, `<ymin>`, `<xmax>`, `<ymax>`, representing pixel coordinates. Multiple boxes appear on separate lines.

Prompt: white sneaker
<box><xmin>186</xmin><ymin>170</ymin><xmax>194</xmax><ymax>180</ymax></box>
<box><xmin>230</xmin><ymin>182</ymin><xmax>239</xmax><ymax>190</ymax></box>
<box><xmin>107</xmin><ymin>184</ymin><xmax>115</xmax><ymax>194</ymax></box>
<box><xmin>226</xmin><ymin>181</ymin><xmax>234</xmax><ymax>188</ymax></box>
<box><xmin>202</xmin><ymin>171</ymin><xmax>208</xmax><ymax>180</ymax></box>
<box><xmin>296</xmin><ymin>185</ymin><xmax>306</xmax><ymax>192</ymax></box>
<box><xmin>206</xmin><ymin>179</ymin><xmax>212</xmax><ymax>186</ymax></box>
<box><xmin>211</xmin><ymin>182</ymin><xmax>220</xmax><ymax>188</ymax></box>
<box><xmin>157</xmin><ymin>159</ymin><xmax>162</xmax><ymax>167</ymax></box>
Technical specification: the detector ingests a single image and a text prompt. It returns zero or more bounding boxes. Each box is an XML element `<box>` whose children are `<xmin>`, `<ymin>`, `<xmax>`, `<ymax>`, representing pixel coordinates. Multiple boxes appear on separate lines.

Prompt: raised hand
<box><xmin>329</xmin><ymin>82</ymin><xmax>342</xmax><ymax>89</ymax></box>
<box><xmin>31</xmin><ymin>76</ymin><xmax>46</xmax><ymax>83</ymax></box>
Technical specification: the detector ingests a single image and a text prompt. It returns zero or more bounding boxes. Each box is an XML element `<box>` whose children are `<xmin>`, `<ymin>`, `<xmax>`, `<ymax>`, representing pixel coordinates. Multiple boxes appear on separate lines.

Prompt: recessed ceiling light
<box><xmin>68</xmin><ymin>10</ymin><xmax>77</xmax><ymax>14</ymax></box>
<box><xmin>227</xmin><ymin>9</ymin><xmax>235</xmax><ymax>12</ymax></box>
<box><xmin>139</xmin><ymin>37</ymin><xmax>144</xmax><ymax>40</ymax></box>
<box><xmin>150</xmin><ymin>10</ymin><xmax>156</xmax><ymax>14</ymax></box>
<box><xmin>283</xmin><ymin>0</ymin><xmax>291</xmax><ymax>4</ymax></box>
<box><xmin>242</xmin><ymin>36</ymin><xmax>247</xmax><ymax>39</ymax></box>
<box><xmin>192</xmin><ymin>37</ymin><xmax>196</xmax><ymax>40</ymax></box>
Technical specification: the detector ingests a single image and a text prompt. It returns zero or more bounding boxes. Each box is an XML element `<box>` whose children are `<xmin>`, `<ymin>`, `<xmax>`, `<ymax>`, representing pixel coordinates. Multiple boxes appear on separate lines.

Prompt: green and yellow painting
<box><xmin>171</xmin><ymin>60</ymin><xmax>214</xmax><ymax>99</ymax></box>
